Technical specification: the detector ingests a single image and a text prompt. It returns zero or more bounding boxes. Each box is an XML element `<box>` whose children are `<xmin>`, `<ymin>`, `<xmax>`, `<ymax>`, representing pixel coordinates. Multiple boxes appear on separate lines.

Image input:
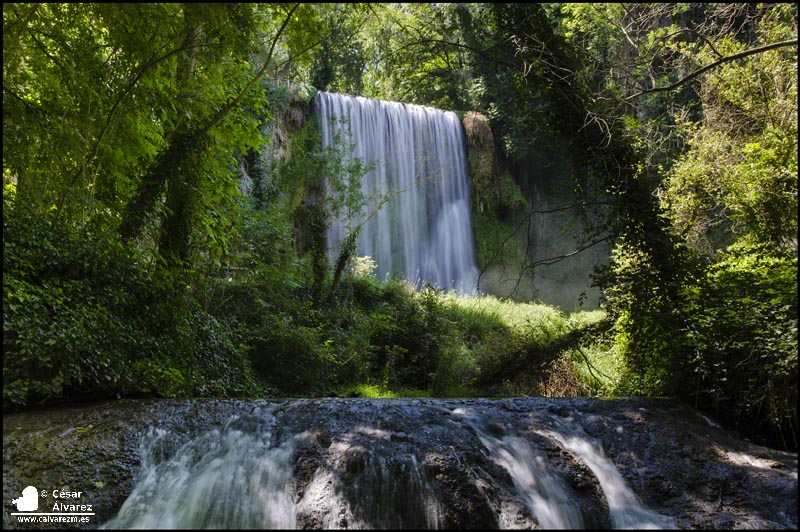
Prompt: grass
<box><xmin>565</xmin><ymin>343</ymin><xmax>622</xmax><ymax>396</ymax></box>
<box><xmin>335</xmin><ymin>280</ymin><xmax>611</xmax><ymax>399</ymax></box>
<box><xmin>333</xmin><ymin>383</ymin><xmax>432</xmax><ymax>398</ymax></box>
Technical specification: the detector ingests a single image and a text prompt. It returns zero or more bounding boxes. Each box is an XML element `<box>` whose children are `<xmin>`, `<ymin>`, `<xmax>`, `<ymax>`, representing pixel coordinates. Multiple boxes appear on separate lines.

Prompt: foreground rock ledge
<box><xmin>3</xmin><ymin>397</ymin><xmax>797</xmax><ymax>529</ymax></box>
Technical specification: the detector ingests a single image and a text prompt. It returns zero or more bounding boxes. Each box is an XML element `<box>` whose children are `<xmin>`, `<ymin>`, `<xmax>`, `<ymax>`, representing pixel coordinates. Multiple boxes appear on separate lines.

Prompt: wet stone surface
<box><xmin>3</xmin><ymin>397</ymin><xmax>797</xmax><ymax>529</ymax></box>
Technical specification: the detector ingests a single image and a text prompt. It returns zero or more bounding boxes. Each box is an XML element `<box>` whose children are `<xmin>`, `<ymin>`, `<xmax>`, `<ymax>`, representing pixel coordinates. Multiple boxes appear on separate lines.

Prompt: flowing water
<box><xmin>538</xmin><ymin>415</ymin><xmax>677</xmax><ymax>530</ymax></box>
<box><xmin>453</xmin><ymin>405</ymin><xmax>676</xmax><ymax>529</ymax></box>
<box><xmin>95</xmin><ymin>399</ymin><xmax>692</xmax><ymax>529</ymax></box>
<box><xmin>453</xmin><ymin>407</ymin><xmax>585</xmax><ymax>529</ymax></box>
<box><xmin>315</xmin><ymin>92</ymin><xmax>478</xmax><ymax>294</ymax></box>
<box><xmin>296</xmin><ymin>444</ymin><xmax>442</xmax><ymax>529</ymax></box>
<box><xmin>102</xmin><ymin>405</ymin><xmax>296</xmax><ymax>529</ymax></box>
<box><xmin>102</xmin><ymin>402</ymin><xmax>442</xmax><ymax>530</ymax></box>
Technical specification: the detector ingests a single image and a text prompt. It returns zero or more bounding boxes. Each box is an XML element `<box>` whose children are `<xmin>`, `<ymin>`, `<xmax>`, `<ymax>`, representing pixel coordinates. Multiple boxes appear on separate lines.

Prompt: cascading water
<box><xmin>102</xmin><ymin>405</ymin><xmax>296</xmax><ymax>529</ymax></box>
<box><xmin>454</xmin><ymin>407</ymin><xmax>585</xmax><ymax>529</ymax></box>
<box><xmin>315</xmin><ymin>91</ymin><xmax>479</xmax><ymax>294</ymax></box>
<box><xmin>102</xmin><ymin>401</ymin><xmax>443</xmax><ymax>530</ymax></box>
<box><xmin>297</xmin><ymin>443</ymin><xmax>442</xmax><ymax>529</ymax></box>
<box><xmin>88</xmin><ymin>398</ymin><xmax>795</xmax><ymax>530</ymax></box>
<box><xmin>538</xmin><ymin>415</ymin><xmax>677</xmax><ymax>530</ymax></box>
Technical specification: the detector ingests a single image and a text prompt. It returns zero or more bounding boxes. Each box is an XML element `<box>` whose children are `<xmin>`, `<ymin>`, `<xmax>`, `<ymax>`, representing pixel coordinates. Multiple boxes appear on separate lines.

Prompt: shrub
<box><xmin>3</xmin><ymin>212</ymin><xmax>257</xmax><ymax>410</ymax></box>
<box><xmin>679</xmin><ymin>243</ymin><xmax>797</xmax><ymax>450</ymax></box>
<box><xmin>608</xmin><ymin>238</ymin><xmax>797</xmax><ymax>450</ymax></box>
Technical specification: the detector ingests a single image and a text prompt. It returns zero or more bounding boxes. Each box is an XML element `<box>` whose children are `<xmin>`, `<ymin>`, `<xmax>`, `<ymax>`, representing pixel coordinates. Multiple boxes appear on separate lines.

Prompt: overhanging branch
<box><xmin>477</xmin><ymin>201</ymin><xmax>613</xmax><ymax>287</ymax></box>
<box><xmin>502</xmin><ymin>234</ymin><xmax>615</xmax><ymax>301</ymax></box>
<box><xmin>626</xmin><ymin>38</ymin><xmax>799</xmax><ymax>100</ymax></box>
<box><xmin>199</xmin><ymin>3</ymin><xmax>299</xmax><ymax>137</ymax></box>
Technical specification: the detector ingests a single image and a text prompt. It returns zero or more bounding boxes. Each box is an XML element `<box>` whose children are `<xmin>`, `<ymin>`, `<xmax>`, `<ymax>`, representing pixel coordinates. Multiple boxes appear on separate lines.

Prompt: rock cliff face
<box><xmin>461</xmin><ymin>111</ymin><xmax>607</xmax><ymax>312</ymax></box>
<box><xmin>4</xmin><ymin>398</ymin><xmax>797</xmax><ymax>529</ymax></box>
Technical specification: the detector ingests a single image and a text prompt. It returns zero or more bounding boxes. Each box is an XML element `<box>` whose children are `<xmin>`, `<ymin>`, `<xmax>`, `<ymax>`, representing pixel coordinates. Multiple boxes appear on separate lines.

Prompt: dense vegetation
<box><xmin>3</xmin><ymin>4</ymin><xmax>796</xmax><ymax>451</ymax></box>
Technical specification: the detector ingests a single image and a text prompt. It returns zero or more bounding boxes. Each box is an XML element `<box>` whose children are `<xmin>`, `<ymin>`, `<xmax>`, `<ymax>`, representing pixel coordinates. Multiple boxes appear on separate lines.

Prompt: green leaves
<box><xmin>3</xmin><ymin>211</ymin><xmax>258</xmax><ymax>410</ymax></box>
<box><xmin>657</xmin><ymin>5</ymin><xmax>798</xmax><ymax>254</ymax></box>
<box><xmin>681</xmin><ymin>243</ymin><xmax>797</xmax><ymax>447</ymax></box>
<box><xmin>4</xmin><ymin>3</ymin><xmax>297</xmax><ymax>269</ymax></box>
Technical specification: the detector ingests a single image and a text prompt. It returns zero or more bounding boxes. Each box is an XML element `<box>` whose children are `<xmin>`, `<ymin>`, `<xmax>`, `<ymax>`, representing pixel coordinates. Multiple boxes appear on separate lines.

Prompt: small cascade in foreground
<box><xmin>88</xmin><ymin>399</ymin><xmax>792</xmax><ymax>530</ymax></box>
<box><xmin>336</xmin><ymin>452</ymin><xmax>442</xmax><ymax>529</ymax></box>
<box><xmin>297</xmin><ymin>442</ymin><xmax>442</xmax><ymax>529</ymax></box>
<box><xmin>315</xmin><ymin>91</ymin><xmax>479</xmax><ymax>294</ymax></box>
<box><xmin>102</xmin><ymin>405</ymin><xmax>296</xmax><ymax>529</ymax></box>
<box><xmin>538</xmin><ymin>416</ymin><xmax>677</xmax><ymax>530</ymax></box>
<box><xmin>102</xmin><ymin>403</ymin><xmax>443</xmax><ymax>530</ymax></box>
<box><xmin>454</xmin><ymin>407</ymin><xmax>585</xmax><ymax>529</ymax></box>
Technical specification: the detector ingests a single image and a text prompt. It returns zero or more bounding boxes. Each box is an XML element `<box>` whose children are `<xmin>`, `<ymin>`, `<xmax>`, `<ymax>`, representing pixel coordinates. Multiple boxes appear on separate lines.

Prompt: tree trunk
<box><xmin>118</xmin><ymin>4</ymin><xmax>299</xmax><ymax>261</ymax></box>
<box><xmin>158</xmin><ymin>6</ymin><xmax>202</xmax><ymax>268</ymax></box>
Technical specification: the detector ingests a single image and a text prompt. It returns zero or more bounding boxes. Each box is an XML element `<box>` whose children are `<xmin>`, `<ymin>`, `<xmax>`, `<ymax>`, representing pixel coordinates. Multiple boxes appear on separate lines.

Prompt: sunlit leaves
<box><xmin>3</xmin><ymin>3</ymin><xmax>285</xmax><ymax>249</ymax></box>
<box><xmin>659</xmin><ymin>5</ymin><xmax>798</xmax><ymax>254</ymax></box>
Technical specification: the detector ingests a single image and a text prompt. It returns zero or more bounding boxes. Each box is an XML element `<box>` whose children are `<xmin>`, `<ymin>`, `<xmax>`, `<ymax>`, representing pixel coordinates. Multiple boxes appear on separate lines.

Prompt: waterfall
<box><xmin>454</xmin><ymin>407</ymin><xmax>585</xmax><ymax>529</ymax></box>
<box><xmin>315</xmin><ymin>92</ymin><xmax>479</xmax><ymax>294</ymax></box>
<box><xmin>538</xmin><ymin>416</ymin><xmax>677</xmax><ymax>530</ymax></box>
<box><xmin>102</xmin><ymin>406</ymin><xmax>296</xmax><ymax>529</ymax></box>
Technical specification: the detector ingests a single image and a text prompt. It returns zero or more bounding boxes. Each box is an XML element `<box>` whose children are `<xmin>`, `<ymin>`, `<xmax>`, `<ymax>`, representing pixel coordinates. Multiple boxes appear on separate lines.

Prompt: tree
<box><xmin>117</xmin><ymin>3</ymin><xmax>301</xmax><ymax>267</ymax></box>
<box><xmin>4</xmin><ymin>3</ymin><xmax>314</xmax><ymax>268</ymax></box>
<box><xmin>659</xmin><ymin>6</ymin><xmax>798</xmax><ymax>254</ymax></box>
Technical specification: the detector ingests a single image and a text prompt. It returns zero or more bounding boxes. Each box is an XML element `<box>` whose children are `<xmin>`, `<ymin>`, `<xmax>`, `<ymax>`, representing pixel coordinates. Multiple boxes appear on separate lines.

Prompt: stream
<box><xmin>3</xmin><ymin>398</ymin><xmax>797</xmax><ymax>529</ymax></box>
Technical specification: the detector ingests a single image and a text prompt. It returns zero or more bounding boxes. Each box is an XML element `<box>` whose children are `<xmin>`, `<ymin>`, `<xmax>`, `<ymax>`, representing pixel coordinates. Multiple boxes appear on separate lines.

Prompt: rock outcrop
<box><xmin>3</xmin><ymin>398</ymin><xmax>797</xmax><ymax>529</ymax></box>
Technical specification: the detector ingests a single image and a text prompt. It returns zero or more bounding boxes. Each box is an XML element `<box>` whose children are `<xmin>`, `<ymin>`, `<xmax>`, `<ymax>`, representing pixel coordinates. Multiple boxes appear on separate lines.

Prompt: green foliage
<box><xmin>276</xmin><ymin>115</ymin><xmax>368</xmax><ymax>223</ymax></box>
<box><xmin>333</xmin><ymin>383</ymin><xmax>432</xmax><ymax>399</ymax></box>
<box><xmin>360</xmin><ymin>4</ymin><xmax>475</xmax><ymax>109</ymax></box>
<box><xmin>4</xmin><ymin>3</ymin><xmax>259</xmax><ymax>218</ymax></box>
<box><xmin>254</xmin><ymin>310</ymin><xmax>336</xmax><ymax>395</ymax></box>
<box><xmin>201</xmin><ymin>247</ymin><xmax>604</xmax><ymax>400</ymax></box>
<box><xmin>270</xmin><ymin>115</ymin><xmax>371</xmax><ymax>302</ymax></box>
<box><xmin>600</xmin><ymin>4</ymin><xmax>798</xmax><ymax>450</ymax></box>
<box><xmin>201</xmin><ymin>262</ymin><xmax>333</xmax><ymax>396</ymax></box>
<box><xmin>3</xmin><ymin>212</ymin><xmax>258</xmax><ymax>410</ymax></box>
<box><xmin>679</xmin><ymin>243</ymin><xmax>797</xmax><ymax>449</ymax></box>
<box><xmin>659</xmin><ymin>19</ymin><xmax>798</xmax><ymax>254</ymax></box>
<box><xmin>603</xmin><ymin>237</ymin><xmax>688</xmax><ymax>396</ymax></box>
<box><xmin>435</xmin><ymin>292</ymin><xmax>605</xmax><ymax>396</ymax></box>
<box><xmin>2</xmin><ymin>3</ymin><xmax>307</xmax><ymax>268</ymax></box>
<box><xmin>607</xmin><ymin>237</ymin><xmax>798</xmax><ymax>449</ymax></box>
<box><xmin>320</xmin><ymin>278</ymin><xmax>449</xmax><ymax>392</ymax></box>
<box><xmin>565</xmin><ymin>342</ymin><xmax>621</xmax><ymax>397</ymax></box>
<box><xmin>307</xmin><ymin>4</ymin><xmax>371</xmax><ymax>94</ymax></box>
<box><xmin>223</xmin><ymin>197</ymin><xmax>296</xmax><ymax>271</ymax></box>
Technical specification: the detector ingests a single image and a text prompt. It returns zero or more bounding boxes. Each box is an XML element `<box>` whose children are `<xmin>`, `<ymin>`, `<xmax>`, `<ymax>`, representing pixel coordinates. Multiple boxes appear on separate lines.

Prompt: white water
<box><xmin>344</xmin><ymin>452</ymin><xmax>441</xmax><ymax>529</ymax></box>
<box><xmin>103</xmin><ymin>408</ymin><xmax>296</xmax><ymax>529</ymax></box>
<box><xmin>103</xmin><ymin>410</ymin><xmax>442</xmax><ymax>530</ymax></box>
<box><xmin>315</xmin><ymin>91</ymin><xmax>479</xmax><ymax>294</ymax></box>
<box><xmin>454</xmin><ymin>407</ymin><xmax>585</xmax><ymax>529</ymax></box>
<box><xmin>100</xmin><ymin>401</ymin><xmax>687</xmax><ymax>529</ymax></box>
<box><xmin>539</xmin><ymin>417</ymin><xmax>677</xmax><ymax>530</ymax></box>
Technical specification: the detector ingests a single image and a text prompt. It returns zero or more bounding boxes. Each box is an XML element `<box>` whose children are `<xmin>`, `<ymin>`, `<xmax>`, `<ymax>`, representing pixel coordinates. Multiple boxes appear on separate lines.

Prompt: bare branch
<box><xmin>626</xmin><ymin>38</ymin><xmax>799</xmax><ymax>100</ymax></box>
<box><xmin>199</xmin><ymin>3</ymin><xmax>299</xmax><ymax>137</ymax></box>
<box><xmin>503</xmin><ymin>235</ymin><xmax>615</xmax><ymax>301</ymax></box>
<box><xmin>476</xmin><ymin>201</ymin><xmax>613</xmax><ymax>288</ymax></box>
<box><xmin>576</xmin><ymin>346</ymin><xmax>614</xmax><ymax>384</ymax></box>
